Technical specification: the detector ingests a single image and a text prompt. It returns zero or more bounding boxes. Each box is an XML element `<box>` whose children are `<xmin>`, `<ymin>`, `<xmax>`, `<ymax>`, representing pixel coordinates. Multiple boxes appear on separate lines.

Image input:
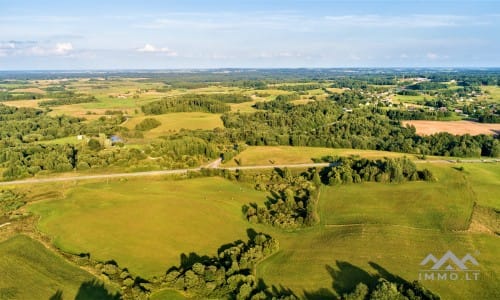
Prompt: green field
<box><xmin>0</xmin><ymin>235</ymin><xmax>115</xmax><ymax>300</ymax></box>
<box><xmin>124</xmin><ymin>112</ymin><xmax>224</xmax><ymax>137</ymax></box>
<box><xmin>258</xmin><ymin>163</ymin><xmax>499</xmax><ymax>299</ymax></box>
<box><xmin>24</xmin><ymin>163</ymin><xmax>500</xmax><ymax>299</ymax></box>
<box><xmin>224</xmin><ymin>146</ymin><xmax>414</xmax><ymax>166</ymax></box>
<box><xmin>392</xmin><ymin>94</ymin><xmax>435</xmax><ymax>104</ymax></box>
<box><xmin>28</xmin><ymin>177</ymin><xmax>267</xmax><ymax>277</ymax></box>
<box><xmin>479</xmin><ymin>85</ymin><xmax>500</xmax><ymax>103</ymax></box>
<box><xmin>258</xmin><ymin>227</ymin><xmax>499</xmax><ymax>300</ymax></box>
<box><xmin>462</xmin><ymin>163</ymin><xmax>500</xmax><ymax>209</ymax></box>
<box><xmin>319</xmin><ymin>164</ymin><xmax>474</xmax><ymax>230</ymax></box>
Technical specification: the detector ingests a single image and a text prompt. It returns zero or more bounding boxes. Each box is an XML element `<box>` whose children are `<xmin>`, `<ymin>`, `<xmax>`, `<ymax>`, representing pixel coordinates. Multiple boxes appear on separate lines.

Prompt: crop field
<box><xmin>27</xmin><ymin>177</ymin><xmax>267</xmax><ymax>277</ymax></box>
<box><xmin>0</xmin><ymin>234</ymin><xmax>114</xmax><ymax>300</ymax></box>
<box><xmin>123</xmin><ymin>112</ymin><xmax>224</xmax><ymax>137</ymax></box>
<box><xmin>402</xmin><ymin>120</ymin><xmax>500</xmax><ymax>136</ymax></box>
<box><xmin>223</xmin><ymin>146</ymin><xmax>413</xmax><ymax>166</ymax></box>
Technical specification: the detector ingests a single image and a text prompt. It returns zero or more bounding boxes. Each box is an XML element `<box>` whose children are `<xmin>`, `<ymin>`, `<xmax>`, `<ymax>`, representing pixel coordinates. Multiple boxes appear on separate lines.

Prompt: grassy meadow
<box><xmin>223</xmin><ymin>146</ymin><xmax>414</xmax><ymax>166</ymax></box>
<box><xmin>28</xmin><ymin>177</ymin><xmax>267</xmax><ymax>277</ymax></box>
<box><xmin>0</xmin><ymin>235</ymin><xmax>115</xmax><ymax>300</ymax></box>
<box><xmin>258</xmin><ymin>163</ymin><xmax>499</xmax><ymax>300</ymax></box>
<box><xmin>123</xmin><ymin>112</ymin><xmax>224</xmax><ymax>137</ymax></box>
<box><xmin>23</xmin><ymin>163</ymin><xmax>500</xmax><ymax>299</ymax></box>
<box><xmin>319</xmin><ymin>164</ymin><xmax>475</xmax><ymax>230</ymax></box>
<box><xmin>258</xmin><ymin>227</ymin><xmax>499</xmax><ymax>300</ymax></box>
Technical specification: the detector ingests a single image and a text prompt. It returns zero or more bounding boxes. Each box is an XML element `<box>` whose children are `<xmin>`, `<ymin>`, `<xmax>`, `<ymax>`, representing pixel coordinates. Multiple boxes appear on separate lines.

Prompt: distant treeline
<box><xmin>221</xmin><ymin>92</ymin><xmax>499</xmax><ymax>157</ymax></box>
<box><xmin>39</xmin><ymin>95</ymin><xmax>98</xmax><ymax>106</ymax></box>
<box><xmin>276</xmin><ymin>83</ymin><xmax>322</xmax><ymax>91</ymax></box>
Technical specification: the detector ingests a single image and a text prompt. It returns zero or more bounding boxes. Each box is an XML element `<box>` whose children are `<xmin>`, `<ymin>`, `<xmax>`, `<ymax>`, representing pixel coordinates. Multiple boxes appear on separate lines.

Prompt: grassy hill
<box><xmin>0</xmin><ymin>235</ymin><xmax>116</xmax><ymax>300</ymax></box>
<box><xmin>28</xmin><ymin>177</ymin><xmax>267</xmax><ymax>277</ymax></box>
<box><xmin>25</xmin><ymin>163</ymin><xmax>500</xmax><ymax>299</ymax></box>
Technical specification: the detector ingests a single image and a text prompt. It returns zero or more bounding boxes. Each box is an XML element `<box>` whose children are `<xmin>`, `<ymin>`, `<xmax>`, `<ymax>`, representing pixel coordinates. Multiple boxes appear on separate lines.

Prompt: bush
<box><xmin>135</xmin><ymin>118</ymin><xmax>161</xmax><ymax>131</ymax></box>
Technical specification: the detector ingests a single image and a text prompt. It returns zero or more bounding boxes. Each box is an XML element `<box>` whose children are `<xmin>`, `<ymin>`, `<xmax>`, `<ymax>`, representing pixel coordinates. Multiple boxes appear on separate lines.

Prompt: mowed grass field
<box><xmin>258</xmin><ymin>227</ymin><xmax>499</xmax><ymax>300</ymax></box>
<box><xmin>27</xmin><ymin>177</ymin><xmax>267</xmax><ymax>277</ymax></box>
<box><xmin>223</xmin><ymin>146</ymin><xmax>413</xmax><ymax>166</ymax></box>
<box><xmin>124</xmin><ymin>112</ymin><xmax>224</xmax><ymax>137</ymax></box>
<box><xmin>320</xmin><ymin>164</ymin><xmax>475</xmax><ymax>230</ymax></box>
<box><xmin>259</xmin><ymin>163</ymin><xmax>500</xmax><ymax>300</ymax></box>
<box><xmin>392</xmin><ymin>94</ymin><xmax>435</xmax><ymax>104</ymax></box>
<box><xmin>24</xmin><ymin>163</ymin><xmax>499</xmax><ymax>299</ymax></box>
<box><xmin>459</xmin><ymin>163</ymin><xmax>500</xmax><ymax>208</ymax></box>
<box><xmin>0</xmin><ymin>234</ymin><xmax>114</xmax><ymax>300</ymax></box>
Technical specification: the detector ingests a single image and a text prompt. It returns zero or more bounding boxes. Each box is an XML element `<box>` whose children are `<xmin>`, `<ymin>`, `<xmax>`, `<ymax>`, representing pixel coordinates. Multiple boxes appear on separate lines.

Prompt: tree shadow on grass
<box><xmin>48</xmin><ymin>290</ymin><xmax>63</xmax><ymax>300</ymax></box>
<box><xmin>302</xmin><ymin>261</ymin><xmax>410</xmax><ymax>300</ymax></box>
<box><xmin>328</xmin><ymin>261</ymin><xmax>379</xmax><ymax>296</ymax></box>
<box><xmin>74</xmin><ymin>280</ymin><xmax>120</xmax><ymax>300</ymax></box>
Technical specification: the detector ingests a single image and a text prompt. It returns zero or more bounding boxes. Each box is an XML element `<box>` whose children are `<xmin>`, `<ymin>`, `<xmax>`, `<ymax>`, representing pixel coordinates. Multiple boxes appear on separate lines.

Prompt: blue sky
<box><xmin>0</xmin><ymin>0</ymin><xmax>499</xmax><ymax>69</ymax></box>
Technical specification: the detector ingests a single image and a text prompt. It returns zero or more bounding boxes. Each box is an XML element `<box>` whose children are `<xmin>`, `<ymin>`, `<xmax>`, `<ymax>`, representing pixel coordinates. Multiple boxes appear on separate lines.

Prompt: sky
<box><xmin>0</xmin><ymin>0</ymin><xmax>499</xmax><ymax>70</ymax></box>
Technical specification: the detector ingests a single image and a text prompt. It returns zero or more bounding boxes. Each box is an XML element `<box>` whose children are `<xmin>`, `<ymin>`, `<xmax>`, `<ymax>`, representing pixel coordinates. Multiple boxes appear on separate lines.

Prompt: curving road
<box><xmin>0</xmin><ymin>158</ymin><xmax>497</xmax><ymax>186</ymax></box>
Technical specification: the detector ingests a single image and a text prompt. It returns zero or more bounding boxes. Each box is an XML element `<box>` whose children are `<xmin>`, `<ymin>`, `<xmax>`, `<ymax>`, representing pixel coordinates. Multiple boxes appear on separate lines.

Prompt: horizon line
<box><xmin>1</xmin><ymin>66</ymin><xmax>500</xmax><ymax>72</ymax></box>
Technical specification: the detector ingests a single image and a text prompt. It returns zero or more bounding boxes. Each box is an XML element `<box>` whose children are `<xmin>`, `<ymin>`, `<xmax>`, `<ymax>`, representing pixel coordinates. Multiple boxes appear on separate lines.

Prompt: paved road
<box><xmin>0</xmin><ymin>159</ymin><xmax>497</xmax><ymax>186</ymax></box>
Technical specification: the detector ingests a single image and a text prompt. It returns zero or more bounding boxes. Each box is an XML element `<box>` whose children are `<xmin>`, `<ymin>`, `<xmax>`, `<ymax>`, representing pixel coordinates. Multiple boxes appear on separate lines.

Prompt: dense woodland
<box><xmin>0</xmin><ymin>70</ymin><xmax>499</xmax><ymax>182</ymax></box>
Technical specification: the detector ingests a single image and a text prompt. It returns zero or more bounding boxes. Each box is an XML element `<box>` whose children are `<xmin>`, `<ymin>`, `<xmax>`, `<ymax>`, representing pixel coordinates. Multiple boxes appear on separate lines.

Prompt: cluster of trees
<box><xmin>141</xmin><ymin>94</ymin><xmax>231</xmax><ymax>114</ymax></box>
<box><xmin>331</xmin><ymin>77</ymin><xmax>396</xmax><ymax>89</ymax></box>
<box><xmin>243</xmin><ymin>168</ymin><xmax>319</xmax><ymax>229</ymax></box>
<box><xmin>242</xmin><ymin>157</ymin><xmax>434</xmax><ymax>229</ymax></box>
<box><xmin>343</xmin><ymin>279</ymin><xmax>439</xmax><ymax>300</ymax></box>
<box><xmin>386</xmin><ymin>109</ymin><xmax>455</xmax><ymax>121</ymax></box>
<box><xmin>406</xmin><ymin>82</ymin><xmax>447</xmax><ymax>90</ymax></box>
<box><xmin>316</xmin><ymin>157</ymin><xmax>435</xmax><ymax>184</ymax></box>
<box><xmin>0</xmin><ymin>104</ymin><xmax>83</xmax><ymax>144</ymax></box>
<box><xmin>0</xmin><ymin>135</ymin><xmax>228</xmax><ymax>179</ymax></box>
<box><xmin>221</xmin><ymin>98</ymin><xmax>499</xmax><ymax>157</ymax></box>
<box><xmin>0</xmin><ymin>104</ymin><xmax>127</xmax><ymax>146</ymax></box>
<box><xmin>39</xmin><ymin>95</ymin><xmax>98</xmax><ymax>106</ymax></box>
<box><xmin>276</xmin><ymin>83</ymin><xmax>322</xmax><ymax>91</ymax></box>
<box><xmin>162</xmin><ymin>233</ymin><xmax>284</xmax><ymax>299</ymax></box>
<box><xmin>135</xmin><ymin>118</ymin><xmax>161</xmax><ymax>131</ymax></box>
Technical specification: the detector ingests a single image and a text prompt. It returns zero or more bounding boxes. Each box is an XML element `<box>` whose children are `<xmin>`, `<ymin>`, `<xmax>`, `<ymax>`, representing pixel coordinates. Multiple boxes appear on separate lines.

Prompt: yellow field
<box><xmin>10</xmin><ymin>88</ymin><xmax>46</xmax><ymax>94</ymax></box>
<box><xmin>123</xmin><ymin>112</ymin><xmax>223</xmax><ymax>137</ymax></box>
<box><xmin>223</xmin><ymin>146</ymin><xmax>411</xmax><ymax>166</ymax></box>
<box><xmin>403</xmin><ymin>120</ymin><xmax>500</xmax><ymax>136</ymax></box>
<box><xmin>1</xmin><ymin>99</ymin><xmax>43</xmax><ymax>108</ymax></box>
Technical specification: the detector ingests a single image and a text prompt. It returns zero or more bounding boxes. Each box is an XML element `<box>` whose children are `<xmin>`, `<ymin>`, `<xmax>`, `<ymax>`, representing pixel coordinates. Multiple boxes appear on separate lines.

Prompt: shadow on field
<box><xmin>74</xmin><ymin>280</ymin><xmax>120</xmax><ymax>300</ymax></box>
<box><xmin>49</xmin><ymin>290</ymin><xmax>63</xmax><ymax>300</ymax></box>
<box><xmin>302</xmin><ymin>261</ymin><xmax>413</xmax><ymax>300</ymax></box>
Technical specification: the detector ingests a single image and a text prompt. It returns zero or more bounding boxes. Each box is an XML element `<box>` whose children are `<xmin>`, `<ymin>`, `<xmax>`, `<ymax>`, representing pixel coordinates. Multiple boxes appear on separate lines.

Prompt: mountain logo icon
<box><xmin>420</xmin><ymin>251</ymin><xmax>479</xmax><ymax>270</ymax></box>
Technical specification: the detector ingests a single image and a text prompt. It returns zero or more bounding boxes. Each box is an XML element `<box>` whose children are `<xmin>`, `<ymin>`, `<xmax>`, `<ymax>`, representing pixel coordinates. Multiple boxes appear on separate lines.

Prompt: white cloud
<box><xmin>324</xmin><ymin>14</ymin><xmax>477</xmax><ymax>28</ymax></box>
<box><xmin>426</xmin><ymin>52</ymin><xmax>439</xmax><ymax>59</ymax></box>
<box><xmin>137</xmin><ymin>43</ymin><xmax>177</xmax><ymax>56</ymax></box>
<box><xmin>0</xmin><ymin>41</ymin><xmax>74</xmax><ymax>56</ymax></box>
<box><xmin>54</xmin><ymin>42</ymin><xmax>73</xmax><ymax>54</ymax></box>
